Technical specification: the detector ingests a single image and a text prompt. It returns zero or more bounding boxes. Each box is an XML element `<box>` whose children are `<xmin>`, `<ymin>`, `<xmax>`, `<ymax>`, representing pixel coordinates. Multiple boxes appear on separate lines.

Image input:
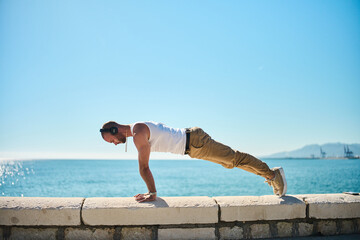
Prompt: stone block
<box><xmin>357</xmin><ymin>219</ymin><xmax>360</xmax><ymax>233</ymax></box>
<box><xmin>317</xmin><ymin>220</ymin><xmax>337</xmax><ymax>236</ymax></box>
<box><xmin>9</xmin><ymin>227</ymin><xmax>57</xmax><ymax>240</ymax></box>
<box><xmin>82</xmin><ymin>197</ymin><xmax>218</xmax><ymax>225</ymax></box>
<box><xmin>250</xmin><ymin>224</ymin><xmax>271</xmax><ymax>239</ymax></box>
<box><xmin>341</xmin><ymin>220</ymin><xmax>354</xmax><ymax>234</ymax></box>
<box><xmin>303</xmin><ymin>194</ymin><xmax>360</xmax><ymax>219</ymax></box>
<box><xmin>0</xmin><ymin>197</ymin><xmax>83</xmax><ymax>226</ymax></box>
<box><xmin>298</xmin><ymin>222</ymin><xmax>313</xmax><ymax>236</ymax></box>
<box><xmin>121</xmin><ymin>227</ymin><xmax>152</xmax><ymax>240</ymax></box>
<box><xmin>65</xmin><ymin>228</ymin><xmax>114</xmax><ymax>240</ymax></box>
<box><xmin>277</xmin><ymin>222</ymin><xmax>292</xmax><ymax>237</ymax></box>
<box><xmin>214</xmin><ymin>195</ymin><xmax>305</xmax><ymax>222</ymax></box>
<box><xmin>219</xmin><ymin>226</ymin><xmax>243</xmax><ymax>240</ymax></box>
<box><xmin>158</xmin><ymin>228</ymin><xmax>216</xmax><ymax>240</ymax></box>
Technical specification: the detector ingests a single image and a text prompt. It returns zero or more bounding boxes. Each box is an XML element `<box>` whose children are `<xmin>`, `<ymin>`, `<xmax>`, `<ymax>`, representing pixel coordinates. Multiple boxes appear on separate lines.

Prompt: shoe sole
<box><xmin>278</xmin><ymin>167</ymin><xmax>287</xmax><ymax>197</ymax></box>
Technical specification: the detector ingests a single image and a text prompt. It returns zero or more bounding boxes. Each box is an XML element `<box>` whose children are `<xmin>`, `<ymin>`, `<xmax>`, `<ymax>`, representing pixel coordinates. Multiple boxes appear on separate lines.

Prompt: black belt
<box><xmin>185</xmin><ymin>128</ymin><xmax>191</xmax><ymax>155</ymax></box>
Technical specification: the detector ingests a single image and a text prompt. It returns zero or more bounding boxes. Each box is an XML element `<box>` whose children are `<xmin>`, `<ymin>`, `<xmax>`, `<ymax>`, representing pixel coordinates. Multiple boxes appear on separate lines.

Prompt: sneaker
<box><xmin>265</xmin><ymin>167</ymin><xmax>287</xmax><ymax>197</ymax></box>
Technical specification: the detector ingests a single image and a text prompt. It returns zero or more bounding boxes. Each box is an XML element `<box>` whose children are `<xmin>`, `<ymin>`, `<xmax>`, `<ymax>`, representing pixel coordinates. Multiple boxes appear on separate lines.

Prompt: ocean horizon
<box><xmin>1</xmin><ymin>158</ymin><xmax>359</xmax><ymax>198</ymax></box>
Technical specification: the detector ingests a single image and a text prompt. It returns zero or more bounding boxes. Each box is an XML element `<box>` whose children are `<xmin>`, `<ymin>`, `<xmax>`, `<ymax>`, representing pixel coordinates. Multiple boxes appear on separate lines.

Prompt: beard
<box><xmin>118</xmin><ymin>135</ymin><xmax>127</xmax><ymax>144</ymax></box>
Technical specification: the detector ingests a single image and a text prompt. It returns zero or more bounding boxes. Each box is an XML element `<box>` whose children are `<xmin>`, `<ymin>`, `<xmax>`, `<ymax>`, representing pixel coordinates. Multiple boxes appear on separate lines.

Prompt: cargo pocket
<box><xmin>189</xmin><ymin>146</ymin><xmax>205</xmax><ymax>159</ymax></box>
<box><xmin>190</xmin><ymin>128</ymin><xmax>207</xmax><ymax>149</ymax></box>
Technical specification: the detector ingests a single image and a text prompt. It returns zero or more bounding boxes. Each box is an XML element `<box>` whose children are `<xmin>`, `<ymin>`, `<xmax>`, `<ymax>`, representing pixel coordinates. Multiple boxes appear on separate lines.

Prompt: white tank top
<box><xmin>130</xmin><ymin>121</ymin><xmax>186</xmax><ymax>155</ymax></box>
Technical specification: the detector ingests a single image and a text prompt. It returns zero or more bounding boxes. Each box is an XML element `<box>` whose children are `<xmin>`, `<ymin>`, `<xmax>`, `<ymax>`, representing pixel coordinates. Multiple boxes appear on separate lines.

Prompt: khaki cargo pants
<box><xmin>187</xmin><ymin>127</ymin><xmax>273</xmax><ymax>178</ymax></box>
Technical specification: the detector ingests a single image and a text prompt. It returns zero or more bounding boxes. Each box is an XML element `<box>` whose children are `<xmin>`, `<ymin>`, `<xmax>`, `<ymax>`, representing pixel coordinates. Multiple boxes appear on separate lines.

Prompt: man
<box><xmin>100</xmin><ymin>121</ymin><xmax>287</xmax><ymax>202</ymax></box>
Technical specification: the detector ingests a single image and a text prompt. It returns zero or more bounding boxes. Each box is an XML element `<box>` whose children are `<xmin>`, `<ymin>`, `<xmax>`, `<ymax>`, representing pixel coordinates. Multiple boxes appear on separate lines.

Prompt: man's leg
<box><xmin>187</xmin><ymin>127</ymin><xmax>286</xmax><ymax>196</ymax></box>
<box><xmin>187</xmin><ymin>127</ymin><xmax>273</xmax><ymax>178</ymax></box>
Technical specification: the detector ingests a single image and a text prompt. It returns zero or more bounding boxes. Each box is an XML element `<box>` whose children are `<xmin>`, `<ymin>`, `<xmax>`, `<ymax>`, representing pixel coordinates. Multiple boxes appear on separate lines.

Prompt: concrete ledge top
<box><xmin>83</xmin><ymin>196</ymin><xmax>217</xmax><ymax>209</ymax></box>
<box><xmin>0</xmin><ymin>197</ymin><xmax>84</xmax><ymax>226</ymax></box>
<box><xmin>214</xmin><ymin>195</ymin><xmax>305</xmax><ymax>207</ymax></box>
<box><xmin>82</xmin><ymin>196</ymin><xmax>219</xmax><ymax>226</ymax></box>
<box><xmin>0</xmin><ymin>197</ymin><xmax>84</xmax><ymax>210</ymax></box>
<box><xmin>213</xmin><ymin>195</ymin><xmax>306</xmax><ymax>222</ymax></box>
<box><xmin>301</xmin><ymin>194</ymin><xmax>360</xmax><ymax>219</ymax></box>
<box><xmin>302</xmin><ymin>193</ymin><xmax>360</xmax><ymax>203</ymax></box>
<box><xmin>1</xmin><ymin>194</ymin><xmax>359</xmax><ymax>226</ymax></box>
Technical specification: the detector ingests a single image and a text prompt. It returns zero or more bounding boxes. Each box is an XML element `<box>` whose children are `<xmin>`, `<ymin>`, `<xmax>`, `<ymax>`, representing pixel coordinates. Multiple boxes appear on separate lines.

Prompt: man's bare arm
<box><xmin>132</xmin><ymin>124</ymin><xmax>157</xmax><ymax>202</ymax></box>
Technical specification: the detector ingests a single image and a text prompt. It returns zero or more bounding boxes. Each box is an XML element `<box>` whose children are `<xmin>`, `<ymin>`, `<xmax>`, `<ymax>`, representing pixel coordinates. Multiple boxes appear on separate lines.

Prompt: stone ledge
<box><xmin>301</xmin><ymin>194</ymin><xmax>360</xmax><ymax>219</ymax></box>
<box><xmin>214</xmin><ymin>195</ymin><xmax>306</xmax><ymax>222</ymax></box>
<box><xmin>82</xmin><ymin>196</ymin><xmax>218</xmax><ymax>226</ymax></box>
<box><xmin>1</xmin><ymin>194</ymin><xmax>360</xmax><ymax>228</ymax></box>
<box><xmin>0</xmin><ymin>197</ymin><xmax>84</xmax><ymax>226</ymax></box>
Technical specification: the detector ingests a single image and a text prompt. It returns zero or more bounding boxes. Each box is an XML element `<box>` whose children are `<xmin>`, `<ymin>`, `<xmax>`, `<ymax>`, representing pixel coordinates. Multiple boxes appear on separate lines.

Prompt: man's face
<box><xmin>103</xmin><ymin>133</ymin><xmax>126</xmax><ymax>146</ymax></box>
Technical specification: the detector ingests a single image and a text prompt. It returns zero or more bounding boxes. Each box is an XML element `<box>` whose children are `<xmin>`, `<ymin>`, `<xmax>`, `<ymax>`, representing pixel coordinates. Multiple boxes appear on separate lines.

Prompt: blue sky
<box><xmin>1</xmin><ymin>0</ymin><xmax>359</xmax><ymax>160</ymax></box>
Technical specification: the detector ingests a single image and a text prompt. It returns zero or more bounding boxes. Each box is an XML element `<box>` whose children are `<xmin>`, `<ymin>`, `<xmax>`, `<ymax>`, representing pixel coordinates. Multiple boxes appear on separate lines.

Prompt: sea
<box><xmin>1</xmin><ymin>159</ymin><xmax>360</xmax><ymax>198</ymax></box>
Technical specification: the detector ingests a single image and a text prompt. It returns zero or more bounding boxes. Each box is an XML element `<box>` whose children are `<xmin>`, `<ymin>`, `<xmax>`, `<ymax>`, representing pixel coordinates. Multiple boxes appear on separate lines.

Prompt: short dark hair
<box><xmin>101</xmin><ymin>121</ymin><xmax>119</xmax><ymax>138</ymax></box>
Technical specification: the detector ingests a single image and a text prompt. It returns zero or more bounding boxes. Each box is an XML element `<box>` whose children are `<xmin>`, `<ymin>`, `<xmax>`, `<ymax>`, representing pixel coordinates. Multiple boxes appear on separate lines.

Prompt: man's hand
<box><xmin>134</xmin><ymin>193</ymin><xmax>157</xmax><ymax>202</ymax></box>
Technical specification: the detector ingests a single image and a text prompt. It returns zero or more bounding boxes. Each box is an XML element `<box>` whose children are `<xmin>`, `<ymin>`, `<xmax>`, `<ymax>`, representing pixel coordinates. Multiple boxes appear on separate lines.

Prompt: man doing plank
<box><xmin>100</xmin><ymin>121</ymin><xmax>287</xmax><ymax>202</ymax></box>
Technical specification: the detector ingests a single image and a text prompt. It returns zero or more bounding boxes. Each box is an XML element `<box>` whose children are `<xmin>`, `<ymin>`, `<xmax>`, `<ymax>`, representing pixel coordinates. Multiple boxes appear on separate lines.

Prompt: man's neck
<box><xmin>122</xmin><ymin>124</ymin><xmax>133</xmax><ymax>137</ymax></box>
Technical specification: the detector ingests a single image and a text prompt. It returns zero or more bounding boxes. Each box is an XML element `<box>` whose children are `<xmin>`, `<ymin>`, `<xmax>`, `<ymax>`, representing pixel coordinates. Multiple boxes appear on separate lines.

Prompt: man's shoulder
<box><xmin>133</xmin><ymin>122</ymin><xmax>148</xmax><ymax>132</ymax></box>
<box><xmin>133</xmin><ymin>121</ymin><xmax>161</xmax><ymax>132</ymax></box>
<box><xmin>132</xmin><ymin>122</ymin><xmax>151</xmax><ymax>140</ymax></box>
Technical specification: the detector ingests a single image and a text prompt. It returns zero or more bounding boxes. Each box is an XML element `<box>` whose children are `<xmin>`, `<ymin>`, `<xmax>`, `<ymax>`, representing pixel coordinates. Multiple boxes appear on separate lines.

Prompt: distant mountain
<box><xmin>264</xmin><ymin>143</ymin><xmax>360</xmax><ymax>158</ymax></box>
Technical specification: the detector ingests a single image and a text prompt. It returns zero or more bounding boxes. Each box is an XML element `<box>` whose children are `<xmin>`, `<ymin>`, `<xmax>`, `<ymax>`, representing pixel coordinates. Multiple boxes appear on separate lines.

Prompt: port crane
<box><xmin>320</xmin><ymin>147</ymin><xmax>326</xmax><ymax>158</ymax></box>
<box><xmin>344</xmin><ymin>145</ymin><xmax>354</xmax><ymax>158</ymax></box>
